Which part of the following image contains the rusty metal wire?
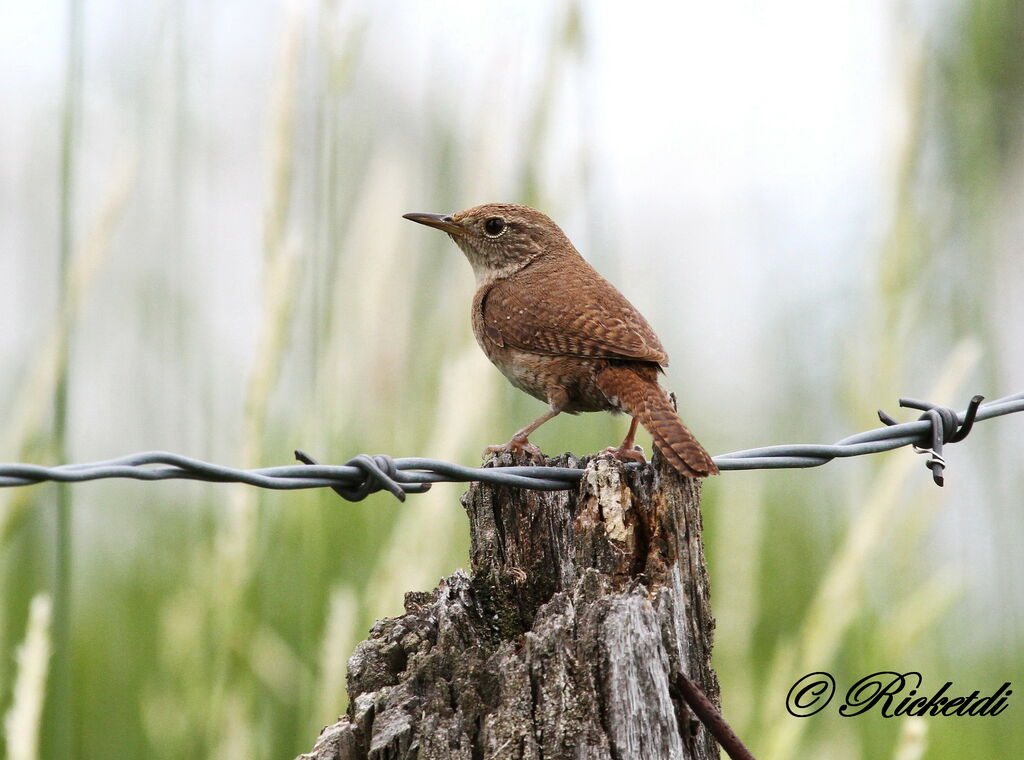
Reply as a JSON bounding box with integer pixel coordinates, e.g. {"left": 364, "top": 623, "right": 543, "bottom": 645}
{"left": 1, "top": 392, "right": 1020, "bottom": 501}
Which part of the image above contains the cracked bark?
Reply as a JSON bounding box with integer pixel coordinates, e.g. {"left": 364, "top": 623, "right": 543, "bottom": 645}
{"left": 297, "top": 452, "right": 720, "bottom": 760}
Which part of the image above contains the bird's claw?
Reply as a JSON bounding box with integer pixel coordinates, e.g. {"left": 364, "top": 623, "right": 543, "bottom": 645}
{"left": 600, "top": 444, "right": 647, "bottom": 464}
{"left": 483, "top": 438, "right": 544, "bottom": 462}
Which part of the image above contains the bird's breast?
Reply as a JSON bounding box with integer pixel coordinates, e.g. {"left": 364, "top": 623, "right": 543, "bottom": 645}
{"left": 475, "top": 335, "right": 618, "bottom": 414}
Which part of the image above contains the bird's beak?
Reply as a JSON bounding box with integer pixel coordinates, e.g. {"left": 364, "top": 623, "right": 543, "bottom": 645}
{"left": 402, "top": 212, "right": 464, "bottom": 237}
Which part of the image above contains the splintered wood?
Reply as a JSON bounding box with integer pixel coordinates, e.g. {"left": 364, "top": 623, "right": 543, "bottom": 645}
{"left": 299, "top": 453, "right": 720, "bottom": 760}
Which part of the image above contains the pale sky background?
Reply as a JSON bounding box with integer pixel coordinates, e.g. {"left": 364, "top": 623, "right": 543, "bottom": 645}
{"left": 4, "top": 6, "right": 1024, "bottom": 760}
{"left": 0, "top": 0, "right": 901, "bottom": 418}
{"left": 1, "top": 0, "right": 1021, "bottom": 635}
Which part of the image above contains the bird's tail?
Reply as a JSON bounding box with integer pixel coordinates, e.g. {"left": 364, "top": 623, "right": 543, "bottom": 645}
{"left": 596, "top": 364, "right": 718, "bottom": 478}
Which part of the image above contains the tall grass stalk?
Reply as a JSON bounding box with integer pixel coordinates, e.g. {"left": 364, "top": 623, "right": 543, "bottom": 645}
{"left": 760, "top": 340, "right": 980, "bottom": 757}
{"left": 313, "top": 585, "right": 357, "bottom": 728}
{"left": 203, "top": 11, "right": 305, "bottom": 755}
{"left": 317, "top": 152, "right": 413, "bottom": 438}
{"left": 892, "top": 717, "right": 928, "bottom": 760}
{"left": 50, "top": 0, "right": 84, "bottom": 750}
{"left": 0, "top": 162, "right": 135, "bottom": 544}
{"left": 710, "top": 476, "right": 766, "bottom": 731}
{"left": 365, "top": 348, "right": 498, "bottom": 622}
{"left": 517, "top": 0, "right": 583, "bottom": 206}
{"left": 3, "top": 595, "right": 52, "bottom": 760}
{"left": 0, "top": 161, "right": 133, "bottom": 760}
{"left": 226, "top": 8, "right": 304, "bottom": 556}
{"left": 878, "top": 571, "right": 963, "bottom": 658}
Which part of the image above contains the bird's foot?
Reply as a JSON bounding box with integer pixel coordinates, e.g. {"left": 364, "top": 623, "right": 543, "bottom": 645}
{"left": 600, "top": 443, "right": 647, "bottom": 464}
{"left": 483, "top": 437, "right": 544, "bottom": 462}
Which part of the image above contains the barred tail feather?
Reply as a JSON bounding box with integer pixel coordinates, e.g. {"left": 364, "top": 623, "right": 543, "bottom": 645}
{"left": 596, "top": 365, "right": 718, "bottom": 478}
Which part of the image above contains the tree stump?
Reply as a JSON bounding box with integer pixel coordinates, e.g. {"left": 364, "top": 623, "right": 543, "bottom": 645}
{"left": 298, "top": 452, "right": 721, "bottom": 760}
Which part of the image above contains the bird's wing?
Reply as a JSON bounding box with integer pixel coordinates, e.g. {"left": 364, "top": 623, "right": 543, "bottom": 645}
{"left": 479, "top": 257, "right": 669, "bottom": 366}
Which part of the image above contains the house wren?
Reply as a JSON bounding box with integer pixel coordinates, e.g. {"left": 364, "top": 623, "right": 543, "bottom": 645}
{"left": 403, "top": 203, "right": 717, "bottom": 478}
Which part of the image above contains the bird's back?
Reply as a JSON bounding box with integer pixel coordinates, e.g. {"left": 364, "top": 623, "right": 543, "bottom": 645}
{"left": 475, "top": 251, "right": 669, "bottom": 367}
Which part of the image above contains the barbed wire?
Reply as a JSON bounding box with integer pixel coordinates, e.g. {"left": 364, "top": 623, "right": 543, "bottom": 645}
{"left": 1, "top": 392, "right": 1020, "bottom": 502}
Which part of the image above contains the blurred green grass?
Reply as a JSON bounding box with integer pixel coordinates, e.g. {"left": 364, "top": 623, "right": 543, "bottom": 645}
{"left": 1, "top": 2, "right": 1022, "bottom": 759}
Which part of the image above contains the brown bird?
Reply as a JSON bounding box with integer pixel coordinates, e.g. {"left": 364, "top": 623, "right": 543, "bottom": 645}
{"left": 403, "top": 203, "right": 717, "bottom": 478}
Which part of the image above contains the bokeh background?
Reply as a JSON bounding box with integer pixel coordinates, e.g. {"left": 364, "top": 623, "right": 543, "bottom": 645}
{"left": 1, "top": 0, "right": 1022, "bottom": 758}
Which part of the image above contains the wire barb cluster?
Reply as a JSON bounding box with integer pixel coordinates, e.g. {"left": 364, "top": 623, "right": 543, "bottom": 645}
{"left": 1, "top": 393, "right": 1020, "bottom": 502}
{"left": 877, "top": 395, "right": 983, "bottom": 486}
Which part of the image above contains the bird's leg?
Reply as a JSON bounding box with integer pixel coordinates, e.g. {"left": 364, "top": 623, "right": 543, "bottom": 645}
{"left": 483, "top": 394, "right": 565, "bottom": 461}
{"left": 601, "top": 416, "right": 647, "bottom": 463}
{"left": 483, "top": 408, "right": 561, "bottom": 460}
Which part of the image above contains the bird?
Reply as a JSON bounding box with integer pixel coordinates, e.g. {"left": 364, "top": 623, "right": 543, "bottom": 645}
{"left": 403, "top": 203, "right": 717, "bottom": 479}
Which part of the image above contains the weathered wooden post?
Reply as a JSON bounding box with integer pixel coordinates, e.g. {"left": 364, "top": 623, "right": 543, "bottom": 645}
{"left": 298, "top": 452, "right": 722, "bottom": 760}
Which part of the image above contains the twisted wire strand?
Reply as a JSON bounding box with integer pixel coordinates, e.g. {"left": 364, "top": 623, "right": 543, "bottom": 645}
{"left": 1, "top": 392, "right": 1020, "bottom": 501}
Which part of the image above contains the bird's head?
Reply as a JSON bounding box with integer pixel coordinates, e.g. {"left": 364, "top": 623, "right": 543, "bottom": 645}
{"left": 403, "top": 203, "right": 574, "bottom": 286}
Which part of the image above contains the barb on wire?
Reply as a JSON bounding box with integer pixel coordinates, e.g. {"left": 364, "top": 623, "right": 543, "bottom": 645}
{"left": 0, "top": 392, "right": 1020, "bottom": 502}
{"left": 877, "top": 395, "right": 984, "bottom": 486}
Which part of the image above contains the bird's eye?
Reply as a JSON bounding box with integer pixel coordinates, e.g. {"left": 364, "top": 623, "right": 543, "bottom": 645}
{"left": 483, "top": 217, "right": 506, "bottom": 237}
